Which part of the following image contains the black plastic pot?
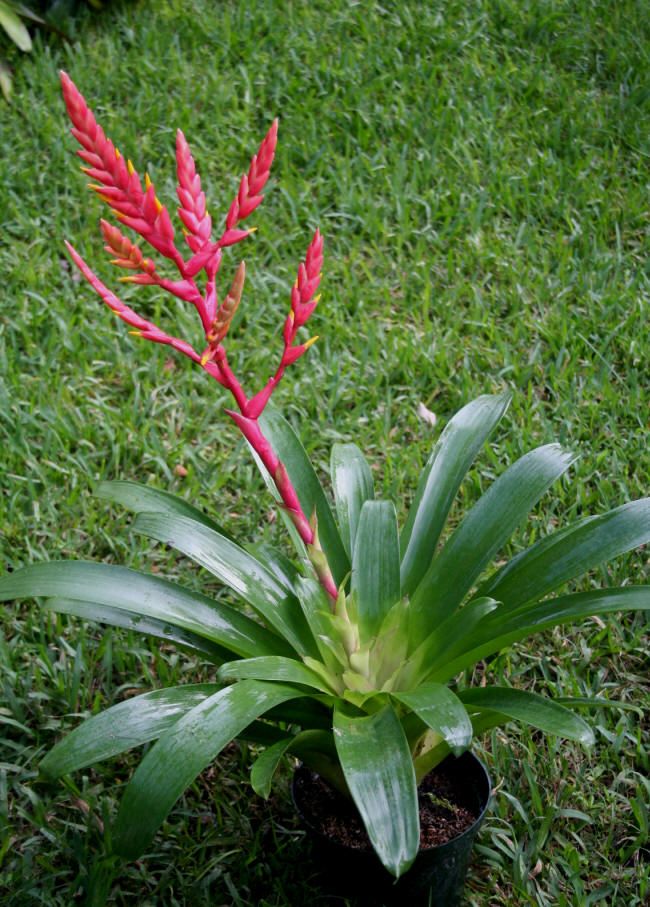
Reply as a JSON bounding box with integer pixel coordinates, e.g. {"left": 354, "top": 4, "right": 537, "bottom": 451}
{"left": 292, "top": 751, "right": 491, "bottom": 906}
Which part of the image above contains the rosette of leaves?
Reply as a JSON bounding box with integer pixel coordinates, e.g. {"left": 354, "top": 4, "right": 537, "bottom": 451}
{"left": 2, "top": 393, "right": 649, "bottom": 878}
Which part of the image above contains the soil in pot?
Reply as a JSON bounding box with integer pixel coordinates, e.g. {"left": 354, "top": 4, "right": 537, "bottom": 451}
{"left": 293, "top": 751, "right": 491, "bottom": 906}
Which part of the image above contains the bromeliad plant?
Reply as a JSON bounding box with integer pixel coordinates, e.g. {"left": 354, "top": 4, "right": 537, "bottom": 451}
{"left": 1, "top": 73, "right": 649, "bottom": 879}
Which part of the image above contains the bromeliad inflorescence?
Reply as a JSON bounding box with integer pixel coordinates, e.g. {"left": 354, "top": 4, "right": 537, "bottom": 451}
{"left": 59, "top": 71, "right": 337, "bottom": 601}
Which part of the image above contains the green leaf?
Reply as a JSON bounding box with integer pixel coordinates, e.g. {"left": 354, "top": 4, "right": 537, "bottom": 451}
{"left": 477, "top": 498, "right": 650, "bottom": 609}
{"left": 44, "top": 598, "right": 230, "bottom": 662}
{"left": 133, "top": 512, "right": 317, "bottom": 658}
{"left": 41, "top": 685, "right": 219, "bottom": 778}
{"left": 333, "top": 704, "right": 419, "bottom": 878}
{"left": 459, "top": 687, "right": 595, "bottom": 744}
{"left": 0, "top": 562, "right": 287, "bottom": 659}
{"left": 13, "top": 4, "right": 46, "bottom": 26}
{"left": 113, "top": 680, "right": 305, "bottom": 859}
{"left": 555, "top": 696, "right": 642, "bottom": 714}
{"left": 400, "top": 597, "right": 499, "bottom": 688}
{"left": 330, "top": 443, "right": 375, "bottom": 558}
{"left": 293, "top": 576, "right": 348, "bottom": 671}
{"left": 409, "top": 443, "right": 577, "bottom": 640}
{"left": 250, "top": 736, "right": 295, "bottom": 799}
{"left": 259, "top": 408, "right": 350, "bottom": 586}
{"left": 96, "top": 480, "right": 230, "bottom": 536}
{"left": 0, "top": 2, "right": 32, "bottom": 52}
{"left": 250, "top": 729, "right": 335, "bottom": 798}
{"left": 0, "top": 60, "right": 12, "bottom": 102}
{"left": 429, "top": 586, "right": 650, "bottom": 681}
{"left": 392, "top": 683, "right": 473, "bottom": 754}
{"left": 245, "top": 542, "right": 300, "bottom": 593}
{"left": 369, "top": 597, "right": 410, "bottom": 688}
{"left": 400, "top": 392, "right": 511, "bottom": 596}
{"left": 218, "top": 656, "right": 335, "bottom": 694}
{"left": 352, "top": 501, "right": 400, "bottom": 641}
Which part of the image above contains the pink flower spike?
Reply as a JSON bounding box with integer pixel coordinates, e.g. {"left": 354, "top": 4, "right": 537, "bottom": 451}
{"left": 101, "top": 220, "right": 156, "bottom": 275}
{"left": 176, "top": 129, "right": 213, "bottom": 254}
{"left": 292, "top": 230, "right": 324, "bottom": 312}
{"left": 60, "top": 71, "right": 186, "bottom": 273}
{"left": 62, "top": 84, "right": 337, "bottom": 601}
{"left": 65, "top": 241, "right": 151, "bottom": 332}
{"left": 304, "top": 229, "right": 324, "bottom": 282}
{"left": 65, "top": 241, "right": 202, "bottom": 366}
{"left": 248, "top": 118, "right": 278, "bottom": 195}
{"left": 223, "top": 119, "right": 278, "bottom": 233}
{"left": 207, "top": 261, "right": 246, "bottom": 344}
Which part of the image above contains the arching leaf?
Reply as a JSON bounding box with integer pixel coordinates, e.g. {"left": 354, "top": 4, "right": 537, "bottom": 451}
{"left": 97, "top": 479, "right": 230, "bottom": 536}
{"left": 409, "top": 444, "right": 577, "bottom": 640}
{"left": 133, "top": 512, "right": 317, "bottom": 657}
{"left": 0, "top": 562, "right": 287, "bottom": 658}
{"left": 478, "top": 498, "right": 650, "bottom": 609}
{"left": 459, "top": 687, "right": 594, "bottom": 744}
{"left": 113, "top": 681, "right": 307, "bottom": 859}
{"left": 41, "top": 684, "right": 220, "bottom": 778}
{"left": 330, "top": 443, "right": 374, "bottom": 558}
{"left": 400, "top": 392, "right": 511, "bottom": 596}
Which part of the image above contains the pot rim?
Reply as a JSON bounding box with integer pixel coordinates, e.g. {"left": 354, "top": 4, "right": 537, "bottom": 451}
{"left": 292, "top": 748, "right": 492, "bottom": 856}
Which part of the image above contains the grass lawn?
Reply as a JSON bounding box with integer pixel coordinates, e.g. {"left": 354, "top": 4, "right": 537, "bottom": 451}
{"left": 1, "top": 0, "right": 649, "bottom": 903}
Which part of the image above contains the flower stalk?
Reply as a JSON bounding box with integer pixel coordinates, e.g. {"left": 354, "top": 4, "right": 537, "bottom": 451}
{"left": 60, "top": 72, "right": 337, "bottom": 602}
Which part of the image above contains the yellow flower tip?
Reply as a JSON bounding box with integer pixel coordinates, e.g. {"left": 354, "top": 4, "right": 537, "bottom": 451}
{"left": 127, "top": 159, "right": 136, "bottom": 176}
{"left": 287, "top": 310, "right": 295, "bottom": 324}
{"left": 200, "top": 352, "right": 211, "bottom": 366}
{"left": 154, "top": 196, "right": 163, "bottom": 213}
{"left": 304, "top": 335, "right": 319, "bottom": 350}
{"left": 87, "top": 183, "right": 103, "bottom": 191}
{"left": 128, "top": 330, "right": 143, "bottom": 337}
{"left": 313, "top": 294, "right": 322, "bottom": 304}
{"left": 115, "top": 147, "right": 121, "bottom": 160}
{"left": 144, "top": 173, "right": 153, "bottom": 191}
{"left": 80, "top": 166, "right": 91, "bottom": 175}
{"left": 119, "top": 276, "right": 138, "bottom": 283}
{"left": 247, "top": 226, "right": 258, "bottom": 234}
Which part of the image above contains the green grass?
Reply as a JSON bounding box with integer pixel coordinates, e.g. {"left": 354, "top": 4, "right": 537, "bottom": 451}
{"left": 1, "top": 0, "right": 649, "bottom": 903}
